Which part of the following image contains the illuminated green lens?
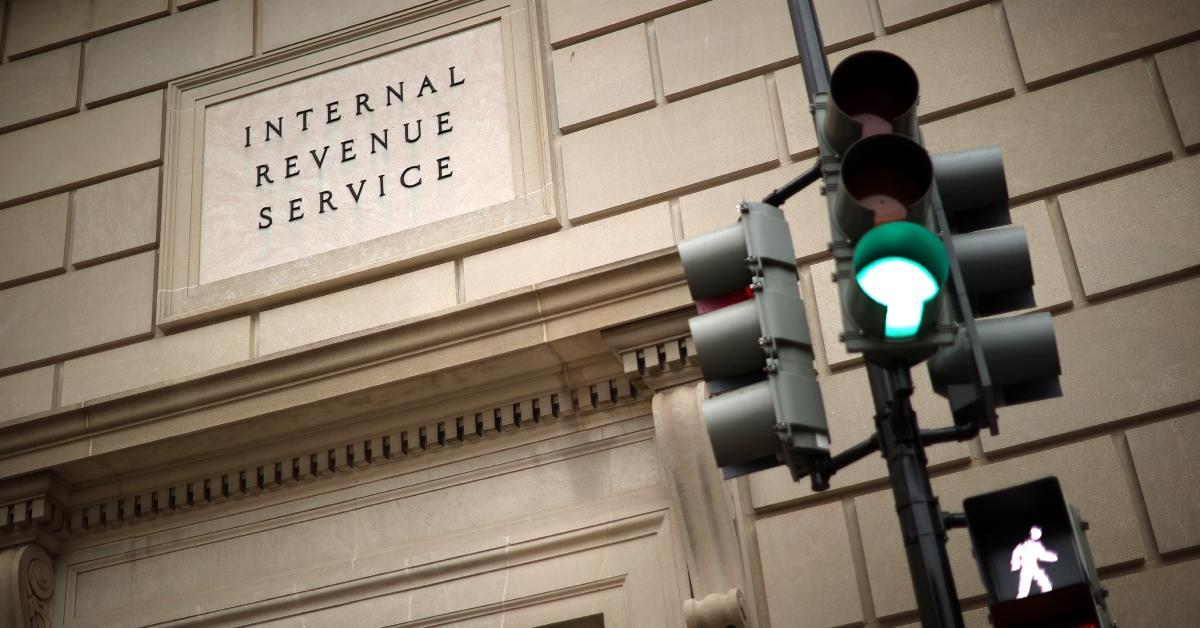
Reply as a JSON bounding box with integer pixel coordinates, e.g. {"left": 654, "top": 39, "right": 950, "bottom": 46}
{"left": 857, "top": 256, "right": 939, "bottom": 338}
{"left": 852, "top": 221, "right": 949, "bottom": 340}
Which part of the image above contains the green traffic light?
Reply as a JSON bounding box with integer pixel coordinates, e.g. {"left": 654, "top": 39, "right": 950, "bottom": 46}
{"left": 853, "top": 221, "right": 949, "bottom": 339}
{"left": 858, "top": 256, "right": 938, "bottom": 337}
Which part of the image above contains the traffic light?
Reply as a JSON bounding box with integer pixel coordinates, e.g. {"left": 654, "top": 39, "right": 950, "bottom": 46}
{"left": 926, "top": 145, "right": 1062, "bottom": 433}
{"left": 964, "top": 477, "right": 1113, "bottom": 628}
{"left": 817, "top": 50, "right": 1061, "bottom": 426}
{"left": 817, "top": 50, "right": 956, "bottom": 365}
{"left": 678, "top": 201, "right": 829, "bottom": 480}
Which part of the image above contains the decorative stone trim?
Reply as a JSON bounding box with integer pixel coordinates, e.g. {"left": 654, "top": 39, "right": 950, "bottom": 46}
{"left": 0, "top": 474, "right": 69, "bottom": 554}
{"left": 140, "top": 510, "right": 663, "bottom": 625}
{"left": 620, "top": 334, "right": 701, "bottom": 391}
{"left": 621, "top": 334, "right": 695, "bottom": 377}
{"left": 0, "top": 497, "right": 66, "bottom": 539}
{"left": 59, "top": 375, "right": 642, "bottom": 536}
{"left": 683, "top": 588, "right": 748, "bottom": 628}
{"left": 603, "top": 307, "right": 702, "bottom": 391}
{"left": 0, "top": 251, "right": 686, "bottom": 485}
{"left": 0, "top": 543, "right": 55, "bottom": 628}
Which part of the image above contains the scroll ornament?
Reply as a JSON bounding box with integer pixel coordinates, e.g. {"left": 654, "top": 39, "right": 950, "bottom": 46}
{"left": 0, "top": 544, "right": 54, "bottom": 628}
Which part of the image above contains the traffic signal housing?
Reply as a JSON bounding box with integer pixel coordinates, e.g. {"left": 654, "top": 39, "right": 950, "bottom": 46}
{"left": 926, "top": 147, "right": 1063, "bottom": 433}
{"left": 818, "top": 51, "right": 956, "bottom": 365}
{"left": 678, "top": 202, "right": 829, "bottom": 480}
{"left": 964, "top": 477, "right": 1113, "bottom": 628}
{"left": 817, "top": 50, "right": 1062, "bottom": 430}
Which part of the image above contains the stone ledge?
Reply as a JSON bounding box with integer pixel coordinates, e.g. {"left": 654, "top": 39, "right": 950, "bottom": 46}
{"left": 0, "top": 251, "right": 687, "bottom": 484}
{"left": 55, "top": 373, "right": 642, "bottom": 539}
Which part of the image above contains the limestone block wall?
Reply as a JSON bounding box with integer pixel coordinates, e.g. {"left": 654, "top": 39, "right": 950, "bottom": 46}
{"left": 51, "top": 406, "right": 685, "bottom": 626}
{"left": 0, "top": 0, "right": 682, "bottom": 423}
{"left": 542, "top": 0, "right": 1200, "bottom": 627}
{"left": 0, "top": 0, "right": 1198, "bottom": 626}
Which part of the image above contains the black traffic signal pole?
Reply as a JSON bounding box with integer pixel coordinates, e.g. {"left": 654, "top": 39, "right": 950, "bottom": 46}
{"left": 866, "top": 365, "right": 965, "bottom": 628}
{"left": 781, "top": 1, "right": 966, "bottom": 626}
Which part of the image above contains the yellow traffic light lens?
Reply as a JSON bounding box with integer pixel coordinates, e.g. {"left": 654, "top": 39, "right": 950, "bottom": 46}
{"left": 857, "top": 256, "right": 939, "bottom": 338}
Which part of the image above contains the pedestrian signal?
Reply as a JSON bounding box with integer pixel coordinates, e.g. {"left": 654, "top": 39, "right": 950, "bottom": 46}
{"left": 963, "top": 477, "right": 1113, "bottom": 628}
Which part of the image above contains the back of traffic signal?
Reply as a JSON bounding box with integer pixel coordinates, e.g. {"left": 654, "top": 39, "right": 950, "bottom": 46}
{"left": 678, "top": 201, "right": 829, "bottom": 480}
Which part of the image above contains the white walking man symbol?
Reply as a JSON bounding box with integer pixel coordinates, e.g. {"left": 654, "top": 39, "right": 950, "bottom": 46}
{"left": 1010, "top": 525, "right": 1058, "bottom": 598}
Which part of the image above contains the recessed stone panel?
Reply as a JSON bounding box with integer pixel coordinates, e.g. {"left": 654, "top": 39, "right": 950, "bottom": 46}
{"left": 655, "top": 0, "right": 796, "bottom": 99}
{"left": 0, "top": 44, "right": 80, "bottom": 130}
{"left": 1126, "top": 412, "right": 1200, "bottom": 555}
{"left": 6, "top": 0, "right": 168, "bottom": 58}
{"left": 551, "top": 24, "right": 653, "bottom": 130}
{"left": 813, "top": 0, "right": 874, "bottom": 48}
{"left": 774, "top": 64, "right": 820, "bottom": 158}
{"left": 756, "top": 502, "right": 862, "bottom": 627}
{"left": 878, "top": 0, "right": 977, "bottom": 31}
{"left": 0, "top": 91, "right": 162, "bottom": 206}
{"left": 83, "top": 0, "right": 253, "bottom": 104}
{"left": 72, "top": 168, "right": 160, "bottom": 266}
{"left": 545, "top": 0, "right": 691, "bottom": 47}
{"left": 1158, "top": 41, "right": 1200, "bottom": 149}
{"left": 0, "top": 195, "right": 68, "bottom": 285}
{"left": 559, "top": 77, "right": 777, "bottom": 220}
{"left": 1004, "top": 0, "right": 1200, "bottom": 85}
{"left": 829, "top": 6, "right": 1013, "bottom": 118}
{"left": 1009, "top": 200, "right": 1071, "bottom": 312}
{"left": 923, "top": 62, "right": 1170, "bottom": 200}
{"left": 0, "top": 252, "right": 155, "bottom": 371}
{"left": 0, "top": 367, "right": 55, "bottom": 422}
{"left": 1059, "top": 154, "right": 1200, "bottom": 298}
{"left": 1105, "top": 560, "right": 1200, "bottom": 626}
{"left": 159, "top": 1, "right": 554, "bottom": 326}
{"left": 263, "top": 0, "right": 440, "bottom": 51}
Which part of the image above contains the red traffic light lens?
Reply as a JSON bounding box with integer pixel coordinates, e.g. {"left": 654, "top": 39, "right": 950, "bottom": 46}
{"left": 695, "top": 286, "right": 753, "bottom": 314}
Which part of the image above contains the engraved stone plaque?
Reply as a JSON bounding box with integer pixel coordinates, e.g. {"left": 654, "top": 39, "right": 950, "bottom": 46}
{"left": 200, "top": 22, "right": 512, "bottom": 284}
{"left": 160, "top": 1, "right": 552, "bottom": 326}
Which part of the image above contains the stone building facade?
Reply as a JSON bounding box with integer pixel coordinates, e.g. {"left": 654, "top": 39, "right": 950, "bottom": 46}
{"left": 0, "top": 0, "right": 1198, "bottom": 626}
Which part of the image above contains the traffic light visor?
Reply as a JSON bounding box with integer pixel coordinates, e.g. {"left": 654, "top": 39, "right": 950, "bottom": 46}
{"left": 836, "top": 134, "right": 934, "bottom": 241}
{"left": 825, "top": 51, "right": 920, "bottom": 151}
{"left": 678, "top": 223, "right": 750, "bottom": 301}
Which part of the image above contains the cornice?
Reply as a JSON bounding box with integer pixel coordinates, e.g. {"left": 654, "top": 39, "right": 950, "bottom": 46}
{"left": 604, "top": 309, "right": 703, "bottom": 391}
{"left": 0, "top": 252, "right": 708, "bottom": 544}
{"left": 54, "top": 372, "right": 645, "bottom": 540}
{"left": 0, "top": 251, "right": 687, "bottom": 483}
{"left": 0, "top": 473, "right": 69, "bottom": 553}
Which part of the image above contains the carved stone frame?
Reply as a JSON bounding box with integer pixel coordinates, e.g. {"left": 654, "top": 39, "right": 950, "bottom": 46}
{"left": 158, "top": 0, "right": 555, "bottom": 328}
